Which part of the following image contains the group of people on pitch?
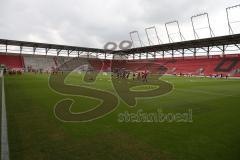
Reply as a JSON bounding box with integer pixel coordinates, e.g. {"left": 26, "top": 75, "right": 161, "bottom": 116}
{"left": 113, "top": 68, "right": 149, "bottom": 82}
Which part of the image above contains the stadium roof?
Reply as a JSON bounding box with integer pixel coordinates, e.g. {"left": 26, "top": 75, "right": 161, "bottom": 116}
{"left": 1, "top": 33, "right": 240, "bottom": 56}
{"left": 0, "top": 39, "right": 108, "bottom": 53}
{"left": 115, "top": 33, "right": 240, "bottom": 54}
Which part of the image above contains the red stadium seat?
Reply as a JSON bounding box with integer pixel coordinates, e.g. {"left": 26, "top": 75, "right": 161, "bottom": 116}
{"left": 0, "top": 54, "right": 24, "bottom": 69}
{"left": 88, "top": 54, "right": 240, "bottom": 77}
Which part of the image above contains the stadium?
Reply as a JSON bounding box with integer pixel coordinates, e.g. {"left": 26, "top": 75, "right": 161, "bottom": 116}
{"left": 0, "top": 1, "right": 240, "bottom": 160}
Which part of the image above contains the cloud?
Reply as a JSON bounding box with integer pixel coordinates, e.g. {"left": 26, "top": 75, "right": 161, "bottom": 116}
{"left": 0, "top": 0, "right": 240, "bottom": 49}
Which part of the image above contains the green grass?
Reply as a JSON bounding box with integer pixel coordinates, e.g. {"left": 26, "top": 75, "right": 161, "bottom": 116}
{"left": 3, "top": 73, "right": 240, "bottom": 160}
{"left": 130, "top": 85, "right": 159, "bottom": 92}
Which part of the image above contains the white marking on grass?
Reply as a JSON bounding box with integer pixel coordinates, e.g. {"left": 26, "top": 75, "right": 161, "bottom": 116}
{"left": 1, "top": 76, "right": 10, "bottom": 160}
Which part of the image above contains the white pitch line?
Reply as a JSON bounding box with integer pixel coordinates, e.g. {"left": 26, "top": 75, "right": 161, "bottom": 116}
{"left": 1, "top": 76, "right": 10, "bottom": 160}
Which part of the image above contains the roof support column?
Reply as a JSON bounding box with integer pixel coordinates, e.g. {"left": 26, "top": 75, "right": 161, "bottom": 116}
{"left": 153, "top": 52, "right": 156, "bottom": 59}
{"left": 222, "top": 45, "right": 225, "bottom": 56}
{"left": 57, "top": 49, "right": 62, "bottom": 56}
{"left": 207, "top": 46, "right": 210, "bottom": 58}
{"left": 45, "top": 48, "right": 50, "bottom": 56}
{"left": 33, "top": 47, "right": 37, "bottom": 55}
{"left": 20, "top": 45, "right": 23, "bottom": 55}
{"left": 194, "top": 48, "right": 197, "bottom": 59}
{"left": 182, "top": 49, "right": 185, "bottom": 59}
{"left": 5, "top": 42, "right": 8, "bottom": 54}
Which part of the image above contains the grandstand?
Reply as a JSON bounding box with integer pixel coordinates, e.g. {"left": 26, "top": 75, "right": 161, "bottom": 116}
{"left": 0, "top": 51, "right": 240, "bottom": 77}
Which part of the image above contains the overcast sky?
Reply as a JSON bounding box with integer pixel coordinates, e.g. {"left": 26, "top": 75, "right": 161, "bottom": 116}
{"left": 0, "top": 0, "right": 240, "bottom": 49}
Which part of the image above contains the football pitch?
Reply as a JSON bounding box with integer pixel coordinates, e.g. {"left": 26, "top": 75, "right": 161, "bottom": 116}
{"left": 2, "top": 73, "right": 240, "bottom": 160}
